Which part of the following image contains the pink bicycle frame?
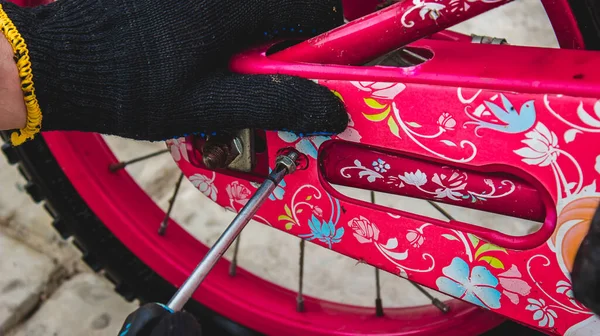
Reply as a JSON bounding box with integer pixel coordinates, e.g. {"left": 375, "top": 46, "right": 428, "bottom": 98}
{"left": 172, "top": 1, "right": 600, "bottom": 335}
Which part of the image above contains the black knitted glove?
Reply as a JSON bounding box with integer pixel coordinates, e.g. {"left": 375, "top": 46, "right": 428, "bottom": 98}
{"left": 1, "top": 0, "right": 348, "bottom": 141}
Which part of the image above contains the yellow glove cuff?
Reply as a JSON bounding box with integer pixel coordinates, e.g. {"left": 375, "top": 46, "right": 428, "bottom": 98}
{"left": 0, "top": 4, "right": 42, "bottom": 146}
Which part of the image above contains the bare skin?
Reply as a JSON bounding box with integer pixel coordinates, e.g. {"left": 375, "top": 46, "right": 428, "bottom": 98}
{"left": 0, "top": 34, "right": 27, "bottom": 130}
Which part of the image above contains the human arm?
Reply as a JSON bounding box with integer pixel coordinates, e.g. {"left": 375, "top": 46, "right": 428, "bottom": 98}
{"left": 0, "top": 32, "right": 26, "bottom": 130}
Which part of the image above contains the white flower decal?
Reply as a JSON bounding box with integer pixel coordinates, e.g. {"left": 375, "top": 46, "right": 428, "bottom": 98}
{"left": 405, "top": 230, "right": 424, "bottom": 248}
{"left": 347, "top": 216, "right": 409, "bottom": 262}
{"left": 405, "top": 223, "right": 430, "bottom": 248}
{"left": 348, "top": 216, "right": 380, "bottom": 244}
{"left": 190, "top": 173, "right": 217, "bottom": 202}
{"left": 595, "top": 155, "right": 600, "bottom": 175}
{"left": 417, "top": 0, "right": 445, "bottom": 20}
{"left": 166, "top": 137, "right": 189, "bottom": 162}
{"left": 398, "top": 169, "right": 427, "bottom": 187}
{"left": 526, "top": 298, "right": 558, "bottom": 328}
{"left": 497, "top": 265, "right": 531, "bottom": 304}
{"left": 514, "top": 122, "right": 559, "bottom": 167}
{"left": 401, "top": 0, "right": 446, "bottom": 28}
{"left": 350, "top": 81, "right": 406, "bottom": 100}
{"left": 226, "top": 181, "right": 251, "bottom": 206}
{"left": 431, "top": 172, "right": 467, "bottom": 201}
{"left": 339, "top": 159, "right": 384, "bottom": 183}
{"left": 312, "top": 206, "right": 323, "bottom": 218}
{"left": 577, "top": 99, "right": 600, "bottom": 128}
{"left": 438, "top": 112, "right": 456, "bottom": 131}
{"left": 556, "top": 280, "right": 576, "bottom": 303}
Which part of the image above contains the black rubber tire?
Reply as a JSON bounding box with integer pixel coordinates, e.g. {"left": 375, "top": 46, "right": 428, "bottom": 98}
{"left": 0, "top": 134, "right": 261, "bottom": 335}
{"left": 1, "top": 1, "right": 599, "bottom": 335}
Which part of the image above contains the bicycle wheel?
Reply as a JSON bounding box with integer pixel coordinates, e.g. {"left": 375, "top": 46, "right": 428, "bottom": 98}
{"left": 2, "top": 1, "right": 599, "bottom": 335}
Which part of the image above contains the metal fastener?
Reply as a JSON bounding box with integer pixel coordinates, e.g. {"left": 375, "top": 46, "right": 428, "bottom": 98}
{"left": 276, "top": 151, "right": 299, "bottom": 174}
{"left": 202, "top": 135, "right": 242, "bottom": 169}
{"left": 471, "top": 34, "right": 508, "bottom": 45}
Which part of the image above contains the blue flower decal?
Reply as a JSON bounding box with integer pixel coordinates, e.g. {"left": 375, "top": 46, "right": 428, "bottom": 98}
{"left": 278, "top": 132, "right": 330, "bottom": 159}
{"left": 372, "top": 158, "right": 390, "bottom": 173}
{"left": 436, "top": 257, "right": 501, "bottom": 309}
{"left": 267, "top": 168, "right": 286, "bottom": 201}
{"left": 299, "top": 215, "right": 344, "bottom": 249}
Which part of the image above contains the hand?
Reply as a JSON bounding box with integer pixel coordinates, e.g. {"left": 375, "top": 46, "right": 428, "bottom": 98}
{"left": 118, "top": 303, "right": 202, "bottom": 336}
{"left": 1, "top": 0, "right": 348, "bottom": 143}
{"left": 571, "top": 203, "right": 600, "bottom": 315}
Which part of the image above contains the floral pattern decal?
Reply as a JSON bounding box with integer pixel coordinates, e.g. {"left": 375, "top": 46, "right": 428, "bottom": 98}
{"left": 347, "top": 216, "right": 434, "bottom": 273}
{"left": 300, "top": 214, "right": 344, "bottom": 248}
{"left": 498, "top": 265, "right": 531, "bottom": 304}
{"left": 166, "top": 137, "right": 188, "bottom": 162}
{"left": 169, "top": 76, "right": 600, "bottom": 335}
{"left": 348, "top": 216, "right": 380, "bottom": 244}
{"left": 226, "top": 181, "right": 251, "bottom": 207}
{"left": 526, "top": 298, "right": 558, "bottom": 328}
{"left": 189, "top": 173, "right": 217, "bottom": 202}
{"left": 436, "top": 257, "right": 501, "bottom": 309}
{"left": 399, "top": 0, "right": 508, "bottom": 29}
{"left": 339, "top": 158, "right": 517, "bottom": 207}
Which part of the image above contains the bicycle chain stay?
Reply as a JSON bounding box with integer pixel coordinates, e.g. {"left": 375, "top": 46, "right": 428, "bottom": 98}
{"left": 168, "top": 1, "right": 600, "bottom": 334}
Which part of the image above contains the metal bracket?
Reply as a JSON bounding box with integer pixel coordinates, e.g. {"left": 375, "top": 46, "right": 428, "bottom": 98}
{"left": 227, "top": 129, "right": 254, "bottom": 172}
{"left": 471, "top": 34, "right": 508, "bottom": 45}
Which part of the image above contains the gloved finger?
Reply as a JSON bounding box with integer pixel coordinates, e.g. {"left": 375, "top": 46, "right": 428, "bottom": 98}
{"left": 148, "top": 73, "right": 348, "bottom": 141}
{"left": 119, "top": 303, "right": 173, "bottom": 336}
{"left": 571, "top": 203, "right": 600, "bottom": 315}
{"left": 149, "top": 311, "right": 202, "bottom": 336}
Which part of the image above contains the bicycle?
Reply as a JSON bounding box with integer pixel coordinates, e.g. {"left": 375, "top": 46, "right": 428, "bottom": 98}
{"left": 2, "top": 0, "right": 599, "bottom": 335}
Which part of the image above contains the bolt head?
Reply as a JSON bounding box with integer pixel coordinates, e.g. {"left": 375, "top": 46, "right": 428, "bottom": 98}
{"left": 201, "top": 135, "right": 243, "bottom": 169}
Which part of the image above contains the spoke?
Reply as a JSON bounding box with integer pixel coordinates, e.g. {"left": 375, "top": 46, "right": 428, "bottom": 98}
{"left": 109, "top": 148, "right": 169, "bottom": 172}
{"left": 370, "top": 192, "right": 385, "bottom": 317}
{"left": 411, "top": 200, "right": 456, "bottom": 313}
{"left": 375, "top": 269, "right": 384, "bottom": 317}
{"left": 399, "top": 48, "right": 429, "bottom": 63}
{"left": 297, "top": 239, "right": 305, "bottom": 312}
{"left": 229, "top": 234, "right": 242, "bottom": 276}
{"left": 370, "top": 193, "right": 450, "bottom": 313}
{"left": 158, "top": 172, "right": 184, "bottom": 236}
{"left": 409, "top": 281, "right": 450, "bottom": 313}
{"left": 428, "top": 200, "right": 456, "bottom": 221}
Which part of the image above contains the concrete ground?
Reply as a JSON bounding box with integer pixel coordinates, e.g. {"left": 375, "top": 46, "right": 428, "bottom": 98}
{"left": 0, "top": 1, "right": 558, "bottom": 335}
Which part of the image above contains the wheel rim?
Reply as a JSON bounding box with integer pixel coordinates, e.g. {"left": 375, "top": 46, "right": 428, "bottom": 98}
{"left": 39, "top": 1, "right": 584, "bottom": 335}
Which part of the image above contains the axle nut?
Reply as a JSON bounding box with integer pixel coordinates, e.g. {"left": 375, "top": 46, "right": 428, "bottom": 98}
{"left": 202, "top": 135, "right": 242, "bottom": 169}
{"left": 276, "top": 151, "right": 299, "bottom": 174}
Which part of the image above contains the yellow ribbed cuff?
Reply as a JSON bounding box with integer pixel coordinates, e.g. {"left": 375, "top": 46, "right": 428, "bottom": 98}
{"left": 0, "top": 4, "right": 42, "bottom": 146}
